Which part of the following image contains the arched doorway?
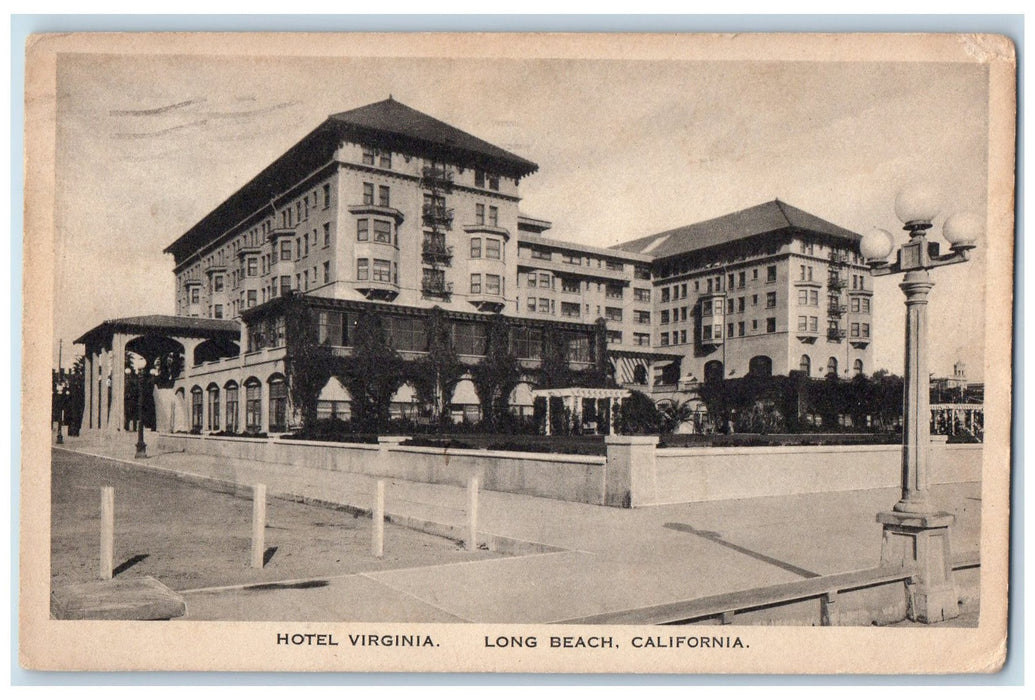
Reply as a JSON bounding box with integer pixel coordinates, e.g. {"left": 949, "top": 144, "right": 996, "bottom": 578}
{"left": 704, "top": 360, "right": 724, "bottom": 384}
{"left": 268, "top": 374, "right": 288, "bottom": 432}
{"left": 244, "top": 377, "right": 262, "bottom": 433}
{"left": 224, "top": 380, "right": 240, "bottom": 433}
{"left": 207, "top": 383, "right": 221, "bottom": 431}
{"left": 799, "top": 355, "right": 811, "bottom": 376}
{"left": 748, "top": 355, "right": 773, "bottom": 377}
{"left": 826, "top": 356, "right": 839, "bottom": 378}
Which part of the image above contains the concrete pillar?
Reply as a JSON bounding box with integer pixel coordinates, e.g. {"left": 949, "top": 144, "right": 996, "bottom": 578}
{"left": 544, "top": 396, "right": 551, "bottom": 436}
{"left": 604, "top": 434, "right": 658, "bottom": 508}
{"left": 84, "top": 351, "right": 95, "bottom": 429}
{"left": 377, "top": 435, "right": 406, "bottom": 477}
{"left": 110, "top": 333, "right": 127, "bottom": 431}
{"left": 896, "top": 270, "right": 934, "bottom": 512}
{"left": 877, "top": 511, "right": 959, "bottom": 623}
{"left": 99, "top": 347, "right": 110, "bottom": 431}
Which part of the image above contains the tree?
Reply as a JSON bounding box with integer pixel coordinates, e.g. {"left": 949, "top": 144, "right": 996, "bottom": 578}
{"left": 471, "top": 315, "right": 521, "bottom": 431}
{"left": 619, "top": 390, "right": 662, "bottom": 435}
{"left": 658, "top": 398, "right": 696, "bottom": 434}
{"left": 340, "top": 310, "right": 406, "bottom": 433}
{"left": 283, "top": 295, "right": 339, "bottom": 432}
{"left": 539, "top": 325, "right": 571, "bottom": 389}
{"left": 410, "top": 306, "right": 466, "bottom": 424}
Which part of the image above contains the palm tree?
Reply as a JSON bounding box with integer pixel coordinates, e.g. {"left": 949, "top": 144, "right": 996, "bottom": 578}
{"left": 659, "top": 398, "right": 696, "bottom": 434}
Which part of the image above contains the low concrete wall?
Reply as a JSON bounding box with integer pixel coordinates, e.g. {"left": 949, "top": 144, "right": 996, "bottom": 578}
{"left": 155, "top": 433, "right": 982, "bottom": 508}
{"left": 156, "top": 433, "right": 608, "bottom": 505}
{"left": 651, "top": 443, "right": 982, "bottom": 505}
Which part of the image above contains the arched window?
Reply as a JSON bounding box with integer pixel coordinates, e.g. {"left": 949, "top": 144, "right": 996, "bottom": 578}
{"left": 827, "top": 357, "right": 839, "bottom": 378}
{"left": 190, "top": 386, "right": 203, "bottom": 431}
{"left": 207, "top": 383, "right": 220, "bottom": 431}
{"left": 224, "top": 381, "right": 239, "bottom": 433}
{"left": 268, "top": 374, "right": 288, "bottom": 433}
{"left": 853, "top": 359, "right": 864, "bottom": 377}
{"left": 799, "top": 355, "right": 811, "bottom": 376}
{"left": 633, "top": 365, "right": 648, "bottom": 385}
{"left": 748, "top": 355, "right": 773, "bottom": 377}
{"left": 704, "top": 360, "right": 724, "bottom": 384}
{"left": 244, "top": 378, "right": 262, "bottom": 433}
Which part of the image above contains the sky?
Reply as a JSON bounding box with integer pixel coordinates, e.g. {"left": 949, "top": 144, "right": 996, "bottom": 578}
{"left": 52, "top": 50, "right": 991, "bottom": 380}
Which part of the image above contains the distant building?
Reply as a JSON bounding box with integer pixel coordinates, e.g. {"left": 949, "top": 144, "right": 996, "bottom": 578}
{"left": 76, "top": 98, "right": 873, "bottom": 434}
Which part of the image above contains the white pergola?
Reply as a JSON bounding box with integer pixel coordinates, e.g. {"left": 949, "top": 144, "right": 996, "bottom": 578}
{"left": 531, "top": 387, "right": 631, "bottom": 435}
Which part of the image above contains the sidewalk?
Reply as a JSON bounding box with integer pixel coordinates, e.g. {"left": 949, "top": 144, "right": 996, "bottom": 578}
{"left": 55, "top": 433, "right": 981, "bottom": 623}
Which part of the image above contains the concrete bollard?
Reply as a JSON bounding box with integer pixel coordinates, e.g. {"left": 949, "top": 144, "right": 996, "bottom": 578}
{"left": 372, "top": 479, "right": 385, "bottom": 558}
{"left": 99, "top": 486, "right": 114, "bottom": 580}
{"left": 467, "top": 474, "right": 480, "bottom": 552}
{"left": 251, "top": 483, "right": 266, "bottom": 569}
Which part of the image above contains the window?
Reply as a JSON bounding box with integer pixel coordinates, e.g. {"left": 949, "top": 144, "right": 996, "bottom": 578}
{"left": 851, "top": 322, "right": 860, "bottom": 338}
{"left": 738, "top": 321, "right": 745, "bottom": 336}
{"left": 454, "top": 322, "right": 487, "bottom": 355}
{"left": 246, "top": 290, "right": 257, "bottom": 308}
{"left": 727, "top": 298, "right": 735, "bottom": 314}
{"left": 304, "top": 235, "right": 310, "bottom": 257}
{"left": 539, "top": 273, "right": 551, "bottom": 289}
{"left": 470, "top": 274, "right": 482, "bottom": 294}
{"left": 485, "top": 274, "right": 501, "bottom": 295}
{"left": 798, "top": 315, "right": 809, "bottom": 332}
{"left": 475, "top": 169, "right": 485, "bottom": 188}
{"left": 810, "top": 316, "right": 819, "bottom": 332}
{"left": 378, "top": 185, "right": 390, "bottom": 207}
{"left": 225, "top": 383, "right": 239, "bottom": 433}
{"left": 862, "top": 298, "right": 871, "bottom": 313}
{"left": 357, "top": 219, "right": 369, "bottom": 241}
{"left": 190, "top": 287, "right": 199, "bottom": 304}
{"left": 738, "top": 271, "right": 746, "bottom": 288}
{"left": 606, "top": 260, "right": 624, "bottom": 271}
{"left": 372, "top": 259, "right": 391, "bottom": 282}
{"left": 191, "top": 387, "right": 203, "bottom": 431}
{"left": 280, "top": 275, "right": 291, "bottom": 294}
{"left": 207, "top": 386, "right": 220, "bottom": 431}
{"left": 303, "top": 270, "right": 309, "bottom": 291}
{"left": 605, "top": 307, "right": 623, "bottom": 322}
{"left": 279, "top": 240, "right": 290, "bottom": 260}
{"left": 214, "top": 304, "right": 223, "bottom": 319}
{"left": 245, "top": 380, "right": 262, "bottom": 432}
{"left": 384, "top": 316, "right": 429, "bottom": 352}
{"left": 660, "top": 332, "right": 669, "bottom": 346}
{"left": 766, "top": 317, "right": 776, "bottom": 333}
{"left": 607, "top": 283, "right": 624, "bottom": 299}
{"left": 728, "top": 273, "right": 735, "bottom": 289}
{"left": 853, "top": 359, "right": 864, "bottom": 376}
{"left": 800, "top": 355, "right": 812, "bottom": 375}
{"left": 561, "top": 302, "right": 580, "bottom": 318}
{"left": 323, "top": 222, "right": 331, "bottom": 247}
{"left": 527, "top": 297, "right": 536, "bottom": 312}
{"left": 213, "top": 275, "right": 224, "bottom": 292}
{"left": 766, "top": 291, "right": 777, "bottom": 308}
{"left": 798, "top": 289, "right": 809, "bottom": 305}
{"left": 488, "top": 206, "right": 499, "bottom": 227}
{"left": 373, "top": 220, "right": 392, "bottom": 244}
{"left": 660, "top": 310, "right": 670, "bottom": 324}
{"left": 323, "top": 183, "right": 331, "bottom": 209}
{"left": 485, "top": 238, "right": 501, "bottom": 260}
{"left": 356, "top": 258, "right": 369, "bottom": 280}
{"left": 749, "top": 356, "right": 773, "bottom": 377}
{"left": 634, "top": 266, "right": 650, "bottom": 280}
{"left": 766, "top": 265, "right": 777, "bottom": 282}
{"left": 753, "top": 269, "right": 759, "bottom": 280}
{"left": 323, "top": 261, "right": 330, "bottom": 284}
{"left": 530, "top": 248, "right": 551, "bottom": 261}
{"left": 727, "top": 322, "right": 734, "bottom": 338}
{"left": 826, "top": 357, "right": 838, "bottom": 377}
{"left": 509, "top": 326, "right": 542, "bottom": 360}
{"left": 661, "top": 287, "right": 670, "bottom": 302}
{"left": 862, "top": 323, "right": 870, "bottom": 338}
{"left": 475, "top": 203, "right": 485, "bottom": 225}
{"left": 379, "top": 151, "right": 391, "bottom": 169}
{"left": 266, "top": 377, "right": 287, "bottom": 433}
{"left": 851, "top": 297, "right": 861, "bottom": 313}
{"left": 562, "top": 278, "right": 580, "bottom": 294}
{"left": 470, "top": 238, "right": 482, "bottom": 258}
{"left": 633, "top": 333, "right": 650, "bottom": 346}
{"left": 634, "top": 310, "right": 651, "bottom": 324}
{"left": 634, "top": 287, "right": 650, "bottom": 302}
{"left": 607, "top": 331, "right": 622, "bottom": 345}
{"left": 488, "top": 174, "right": 500, "bottom": 191}
{"left": 810, "top": 290, "right": 819, "bottom": 306}
{"left": 362, "top": 147, "right": 376, "bottom": 165}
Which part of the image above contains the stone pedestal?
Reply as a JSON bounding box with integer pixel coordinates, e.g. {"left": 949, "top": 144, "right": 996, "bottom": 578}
{"left": 877, "top": 510, "right": 960, "bottom": 623}
{"left": 604, "top": 435, "right": 658, "bottom": 508}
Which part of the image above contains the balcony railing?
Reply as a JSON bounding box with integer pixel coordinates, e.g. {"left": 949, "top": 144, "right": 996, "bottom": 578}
{"left": 422, "top": 205, "right": 454, "bottom": 230}
{"left": 420, "top": 166, "right": 454, "bottom": 193}
{"left": 421, "top": 279, "right": 453, "bottom": 299}
{"left": 828, "top": 303, "right": 847, "bottom": 316}
{"left": 827, "top": 327, "right": 847, "bottom": 341}
{"left": 828, "top": 275, "right": 847, "bottom": 290}
{"left": 421, "top": 240, "right": 454, "bottom": 264}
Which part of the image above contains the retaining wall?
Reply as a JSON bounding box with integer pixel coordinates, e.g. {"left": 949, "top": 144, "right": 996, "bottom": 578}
{"left": 155, "top": 433, "right": 982, "bottom": 508}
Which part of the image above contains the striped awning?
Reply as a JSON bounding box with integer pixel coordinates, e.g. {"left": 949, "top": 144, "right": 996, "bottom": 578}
{"left": 531, "top": 387, "right": 630, "bottom": 400}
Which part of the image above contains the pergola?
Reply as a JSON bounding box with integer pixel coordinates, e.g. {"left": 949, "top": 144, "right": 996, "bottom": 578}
{"left": 531, "top": 387, "right": 631, "bottom": 436}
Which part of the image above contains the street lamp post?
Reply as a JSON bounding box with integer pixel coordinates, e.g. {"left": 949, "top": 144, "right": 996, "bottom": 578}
{"left": 55, "top": 381, "right": 67, "bottom": 445}
{"left": 127, "top": 361, "right": 157, "bottom": 458}
{"left": 860, "top": 186, "right": 979, "bottom": 623}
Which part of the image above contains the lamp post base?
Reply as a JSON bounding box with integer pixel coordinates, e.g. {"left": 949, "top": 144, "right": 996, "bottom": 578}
{"left": 135, "top": 439, "right": 147, "bottom": 459}
{"left": 877, "top": 510, "right": 960, "bottom": 623}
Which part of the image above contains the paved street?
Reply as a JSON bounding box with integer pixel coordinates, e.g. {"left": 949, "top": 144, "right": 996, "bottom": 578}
{"left": 53, "top": 434, "right": 981, "bottom": 623}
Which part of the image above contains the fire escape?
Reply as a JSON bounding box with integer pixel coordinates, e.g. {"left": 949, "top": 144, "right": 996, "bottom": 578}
{"left": 420, "top": 162, "right": 454, "bottom": 300}
{"left": 826, "top": 250, "right": 848, "bottom": 342}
